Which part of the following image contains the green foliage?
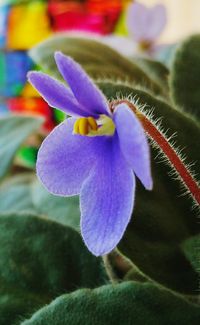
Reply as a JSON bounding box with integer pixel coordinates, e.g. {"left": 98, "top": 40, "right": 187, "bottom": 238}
{"left": 21, "top": 282, "right": 200, "bottom": 325}
{"left": 0, "top": 174, "right": 35, "bottom": 213}
{"left": 133, "top": 57, "right": 169, "bottom": 95}
{"left": 0, "top": 175, "right": 80, "bottom": 230}
{"left": 170, "top": 34, "right": 200, "bottom": 119}
{"left": 0, "top": 213, "right": 108, "bottom": 324}
{"left": 0, "top": 284, "right": 44, "bottom": 325}
{"left": 0, "top": 115, "right": 42, "bottom": 180}
{"left": 182, "top": 235, "right": 200, "bottom": 273}
{"left": 29, "top": 35, "right": 167, "bottom": 97}
{"left": 31, "top": 181, "right": 80, "bottom": 230}
{"left": 98, "top": 82, "right": 200, "bottom": 294}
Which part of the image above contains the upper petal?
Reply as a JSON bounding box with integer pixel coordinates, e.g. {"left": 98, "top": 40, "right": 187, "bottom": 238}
{"left": 114, "top": 103, "right": 153, "bottom": 190}
{"left": 127, "top": 3, "right": 167, "bottom": 42}
{"left": 127, "top": 2, "right": 150, "bottom": 42}
{"left": 36, "top": 118, "right": 101, "bottom": 196}
{"left": 80, "top": 135, "right": 135, "bottom": 256}
{"left": 54, "top": 52, "right": 109, "bottom": 117}
{"left": 145, "top": 4, "right": 167, "bottom": 41}
{"left": 28, "top": 71, "right": 88, "bottom": 117}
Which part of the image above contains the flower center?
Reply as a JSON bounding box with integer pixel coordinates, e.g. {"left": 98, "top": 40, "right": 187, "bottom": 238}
{"left": 139, "top": 40, "right": 152, "bottom": 51}
{"left": 73, "top": 115, "right": 115, "bottom": 137}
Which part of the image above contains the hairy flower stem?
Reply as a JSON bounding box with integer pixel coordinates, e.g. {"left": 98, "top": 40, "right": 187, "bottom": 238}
{"left": 111, "top": 100, "right": 200, "bottom": 206}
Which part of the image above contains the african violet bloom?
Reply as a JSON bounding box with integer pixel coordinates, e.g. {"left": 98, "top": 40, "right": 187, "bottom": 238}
{"left": 28, "top": 52, "right": 152, "bottom": 256}
{"left": 127, "top": 2, "right": 167, "bottom": 54}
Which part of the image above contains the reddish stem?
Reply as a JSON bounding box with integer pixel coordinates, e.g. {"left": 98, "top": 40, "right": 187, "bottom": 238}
{"left": 111, "top": 100, "right": 200, "bottom": 206}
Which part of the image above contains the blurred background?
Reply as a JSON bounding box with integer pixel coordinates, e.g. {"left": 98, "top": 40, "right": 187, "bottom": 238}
{"left": 141, "top": 0, "right": 200, "bottom": 43}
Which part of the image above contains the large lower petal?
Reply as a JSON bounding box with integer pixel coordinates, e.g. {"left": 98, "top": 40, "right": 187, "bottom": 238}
{"left": 55, "top": 52, "right": 109, "bottom": 117}
{"left": 28, "top": 71, "right": 87, "bottom": 117}
{"left": 36, "top": 118, "right": 100, "bottom": 196}
{"left": 114, "top": 104, "right": 152, "bottom": 190}
{"left": 80, "top": 135, "right": 135, "bottom": 256}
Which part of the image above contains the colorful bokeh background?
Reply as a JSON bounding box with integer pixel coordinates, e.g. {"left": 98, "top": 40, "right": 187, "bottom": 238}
{"left": 0, "top": 0, "right": 130, "bottom": 123}
{"left": 0, "top": 0, "right": 130, "bottom": 166}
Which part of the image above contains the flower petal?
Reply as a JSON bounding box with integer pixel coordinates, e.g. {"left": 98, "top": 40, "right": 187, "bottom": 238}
{"left": 114, "top": 103, "right": 152, "bottom": 190}
{"left": 28, "top": 71, "right": 87, "bottom": 117}
{"left": 145, "top": 4, "right": 167, "bottom": 41}
{"left": 36, "top": 118, "right": 100, "bottom": 196}
{"left": 127, "top": 3, "right": 167, "bottom": 42}
{"left": 55, "top": 52, "right": 109, "bottom": 116}
{"left": 127, "top": 2, "right": 150, "bottom": 42}
{"left": 80, "top": 135, "right": 135, "bottom": 256}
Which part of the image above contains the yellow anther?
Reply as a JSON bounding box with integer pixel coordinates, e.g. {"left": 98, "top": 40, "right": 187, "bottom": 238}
{"left": 73, "top": 115, "right": 115, "bottom": 137}
{"left": 73, "top": 119, "right": 80, "bottom": 134}
{"left": 79, "top": 118, "right": 89, "bottom": 136}
{"left": 87, "top": 117, "right": 98, "bottom": 131}
{"left": 73, "top": 116, "right": 97, "bottom": 135}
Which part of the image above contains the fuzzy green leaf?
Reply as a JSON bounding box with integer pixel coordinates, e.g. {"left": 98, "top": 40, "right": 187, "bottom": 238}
{"left": 31, "top": 181, "right": 80, "bottom": 230}
{"left": 170, "top": 34, "right": 200, "bottom": 119}
{"left": 0, "top": 175, "right": 80, "bottom": 230}
{"left": 0, "top": 174, "right": 35, "bottom": 213}
{"left": 134, "top": 57, "right": 169, "bottom": 95}
{"left": 182, "top": 235, "right": 200, "bottom": 273}
{"left": 29, "top": 35, "right": 166, "bottom": 96}
{"left": 0, "top": 213, "right": 108, "bottom": 324}
{"left": 98, "top": 82, "right": 200, "bottom": 294}
{"left": 0, "top": 285, "right": 44, "bottom": 325}
{"left": 0, "top": 115, "right": 42, "bottom": 180}
{"left": 21, "top": 282, "right": 200, "bottom": 325}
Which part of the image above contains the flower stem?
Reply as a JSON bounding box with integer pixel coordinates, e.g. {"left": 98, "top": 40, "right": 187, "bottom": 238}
{"left": 112, "top": 100, "right": 200, "bottom": 206}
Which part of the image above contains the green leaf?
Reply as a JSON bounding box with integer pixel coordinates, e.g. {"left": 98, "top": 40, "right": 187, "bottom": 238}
{"left": 0, "top": 175, "right": 80, "bottom": 230}
{"left": 31, "top": 181, "right": 80, "bottom": 230}
{"left": 0, "top": 213, "right": 108, "bottom": 324}
{"left": 29, "top": 35, "right": 166, "bottom": 96}
{"left": 0, "top": 284, "right": 44, "bottom": 325}
{"left": 0, "top": 115, "right": 42, "bottom": 180}
{"left": 134, "top": 57, "right": 169, "bottom": 94}
{"left": 0, "top": 174, "right": 35, "bottom": 213}
{"left": 170, "top": 34, "right": 200, "bottom": 119}
{"left": 21, "top": 282, "right": 200, "bottom": 325}
{"left": 182, "top": 235, "right": 200, "bottom": 273}
{"left": 98, "top": 82, "right": 200, "bottom": 294}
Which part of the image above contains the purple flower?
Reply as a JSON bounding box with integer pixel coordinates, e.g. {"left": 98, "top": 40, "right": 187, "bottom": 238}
{"left": 127, "top": 2, "right": 167, "bottom": 52}
{"left": 28, "top": 52, "right": 152, "bottom": 256}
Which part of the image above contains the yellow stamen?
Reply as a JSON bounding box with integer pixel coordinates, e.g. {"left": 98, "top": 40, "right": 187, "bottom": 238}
{"left": 79, "top": 118, "right": 89, "bottom": 136}
{"left": 88, "top": 117, "right": 98, "bottom": 131}
{"left": 73, "top": 115, "right": 115, "bottom": 137}
{"left": 73, "top": 119, "right": 80, "bottom": 134}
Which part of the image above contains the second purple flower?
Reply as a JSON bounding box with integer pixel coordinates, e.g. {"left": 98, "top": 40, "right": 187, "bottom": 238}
{"left": 28, "top": 52, "right": 152, "bottom": 256}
